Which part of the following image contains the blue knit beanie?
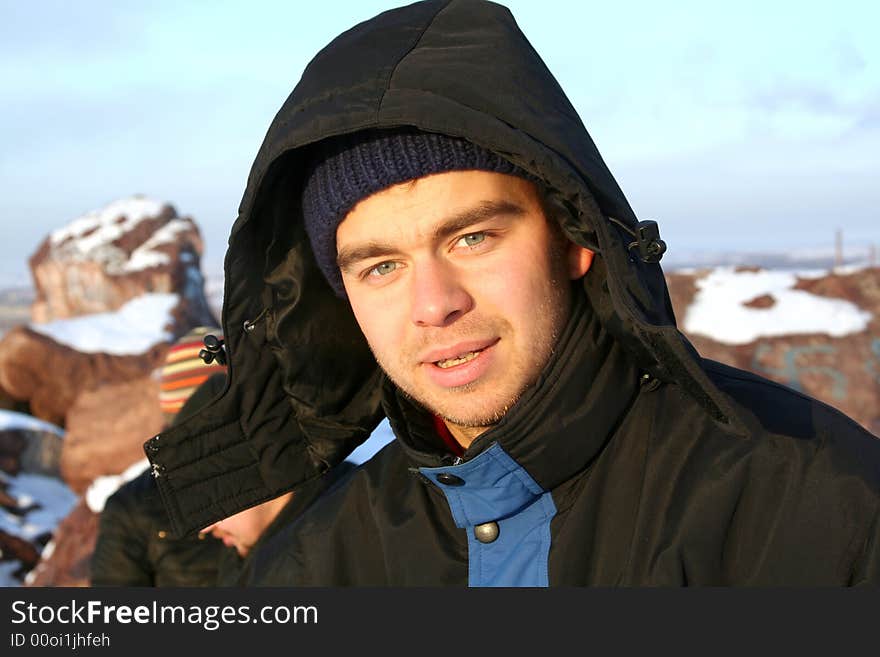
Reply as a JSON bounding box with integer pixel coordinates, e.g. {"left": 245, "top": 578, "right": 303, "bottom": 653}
{"left": 301, "top": 128, "right": 534, "bottom": 296}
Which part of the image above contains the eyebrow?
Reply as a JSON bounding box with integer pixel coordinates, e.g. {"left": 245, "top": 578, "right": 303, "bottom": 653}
{"left": 336, "top": 199, "right": 526, "bottom": 273}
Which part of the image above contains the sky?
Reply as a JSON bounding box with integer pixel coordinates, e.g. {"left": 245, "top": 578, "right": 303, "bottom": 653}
{"left": 1, "top": 0, "right": 878, "bottom": 286}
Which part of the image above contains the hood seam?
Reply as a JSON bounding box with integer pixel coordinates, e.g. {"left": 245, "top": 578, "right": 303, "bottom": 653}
{"left": 377, "top": 0, "right": 454, "bottom": 121}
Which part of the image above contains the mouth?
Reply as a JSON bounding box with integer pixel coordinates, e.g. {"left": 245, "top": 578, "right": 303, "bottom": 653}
{"left": 421, "top": 338, "right": 499, "bottom": 369}
{"left": 421, "top": 338, "right": 500, "bottom": 388}
{"left": 434, "top": 349, "right": 484, "bottom": 369}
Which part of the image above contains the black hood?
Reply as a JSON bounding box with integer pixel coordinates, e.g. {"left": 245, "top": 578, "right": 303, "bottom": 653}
{"left": 146, "top": 0, "right": 749, "bottom": 537}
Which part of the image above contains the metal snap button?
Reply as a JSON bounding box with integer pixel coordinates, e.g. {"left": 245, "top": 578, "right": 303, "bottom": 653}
{"left": 474, "top": 521, "right": 500, "bottom": 544}
{"left": 436, "top": 473, "right": 465, "bottom": 486}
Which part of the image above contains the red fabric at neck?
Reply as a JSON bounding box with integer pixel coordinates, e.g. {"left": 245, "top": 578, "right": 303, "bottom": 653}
{"left": 432, "top": 415, "right": 465, "bottom": 457}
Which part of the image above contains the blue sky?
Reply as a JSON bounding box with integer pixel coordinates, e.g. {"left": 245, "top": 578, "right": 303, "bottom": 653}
{"left": 1, "top": 0, "right": 878, "bottom": 285}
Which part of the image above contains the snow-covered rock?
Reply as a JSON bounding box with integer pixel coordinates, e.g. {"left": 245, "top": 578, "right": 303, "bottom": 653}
{"left": 23, "top": 499, "right": 97, "bottom": 588}
{"left": 683, "top": 267, "right": 872, "bottom": 345}
{"left": 667, "top": 265, "right": 880, "bottom": 436}
{"left": 0, "top": 409, "right": 64, "bottom": 477}
{"left": 29, "top": 194, "right": 217, "bottom": 330}
{"left": 0, "top": 411, "right": 76, "bottom": 587}
{"left": 0, "top": 325, "right": 168, "bottom": 427}
{"left": 0, "top": 196, "right": 221, "bottom": 427}
{"left": 29, "top": 292, "right": 178, "bottom": 355}
{"left": 0, "top": 197, "right": 226, "bottom": 586}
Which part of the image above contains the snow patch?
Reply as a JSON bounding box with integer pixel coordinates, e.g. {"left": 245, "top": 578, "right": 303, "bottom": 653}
{"left": 0, "top": 562, "right": 22, "bottom": 587}
{"left": 50, "top": 196, "right": 166, "bottom": 248}
{"left": 684, "top": 268, "right": 873, "bottom": 345}
{"left": 126, "top": 219, "right": 192, "bottom": 272}
{"left": 47, "top": 196, "right": 192, "bottom": 274}
{"left": 41, "top": 539, "right": 56, "bottom": 561}
{"left": 0, "top": 409, "right": 64, "bottom": 435}
{"left": 49, "top": 196, "right": 166, "bottom": 255}
{"left": 85, "top": 458, "right": 150, "bottom": 513}
{"left": 833, "top": 263, "right": 874, "bottom": 276}
{"left": 29, "top": 292, "right": 178, "bottom": 354}
{"left": 0, "top": 473, "right": 77, "bottom": 541}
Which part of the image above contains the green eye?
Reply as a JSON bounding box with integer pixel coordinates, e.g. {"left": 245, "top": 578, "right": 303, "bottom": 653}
{"left": 369, "top": 261, "right": 398, "bottom": 277}
{"left": 460, "top": 232, "right": 485, "bottom": 247}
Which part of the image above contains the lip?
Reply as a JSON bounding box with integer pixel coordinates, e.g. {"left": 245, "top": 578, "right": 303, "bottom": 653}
{"left": 421, "top": 338, "right": 499, "bottom": 388}
{"left": 419, "top": 338, "right": 499, "bottom": 364}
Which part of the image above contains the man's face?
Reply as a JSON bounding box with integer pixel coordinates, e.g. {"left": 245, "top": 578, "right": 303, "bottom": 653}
{"left": 337, "top": 171, "right": 593, "bottom": 446}
{"left": 201, "top": 493, "right": 293, "bottom": 558}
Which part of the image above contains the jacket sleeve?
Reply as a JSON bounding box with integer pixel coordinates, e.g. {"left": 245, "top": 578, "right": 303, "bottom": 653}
{"left": 90, "top": 485, "right": 154, "bottom": 586}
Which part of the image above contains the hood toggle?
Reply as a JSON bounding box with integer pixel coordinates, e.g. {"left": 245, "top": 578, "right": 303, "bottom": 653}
{"left": 198, "top": 333, "right": 227, "bottom": 366}
{"left": 608, "top": 216, "right": 667, "bottom": 263}
{"left": 631, "top": 220, "right": 667, "bottom": 263}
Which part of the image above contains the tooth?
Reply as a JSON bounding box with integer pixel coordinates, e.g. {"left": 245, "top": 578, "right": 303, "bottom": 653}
{"left": 436, "top": 350, "right": 480, "bottom": 368}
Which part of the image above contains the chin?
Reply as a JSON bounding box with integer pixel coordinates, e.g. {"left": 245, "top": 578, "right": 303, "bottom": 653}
{"left": 427, "top": 389, "right": 521, "bottom": 428}
{"left": 389, "top": 364, "right": 528, "bottom": 426}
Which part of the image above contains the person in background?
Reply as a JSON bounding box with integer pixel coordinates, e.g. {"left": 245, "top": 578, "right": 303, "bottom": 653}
{"left": 204, "top": 459, "right": 356, "bottom": 586}
{"left": 91, "top": 327, "right": 229, "bottom": 586}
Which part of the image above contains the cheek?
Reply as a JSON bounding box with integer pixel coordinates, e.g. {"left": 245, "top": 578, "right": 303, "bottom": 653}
{"left": 348, "top": 294, "right": 406, "bottom": 358}
{"left": 488, "top": 273, "right": 550, "bottom": 335}
{"left": 475, "top": 243, "right": 560, "bottom": 315}
{"left": 222, "top": 518, "right": 256, "bottom": 543}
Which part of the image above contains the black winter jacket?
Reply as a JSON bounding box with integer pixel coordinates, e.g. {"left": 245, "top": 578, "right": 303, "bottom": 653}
{"left": 145, "top": 0, "right": 880, "bottom": 586}
{"left": 90, "top": 468, "right": 229, "bottom": 587}
{"left": 215, "top": 460, "right": 357, "bottom": 586}
{"left": 92, "top": 375, "right": 232, "bottom": 586}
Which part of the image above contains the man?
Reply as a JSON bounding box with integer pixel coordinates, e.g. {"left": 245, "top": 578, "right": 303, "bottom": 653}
{"left": 204, "top": 494, "right": 293, "bottom": 560}
{"left": 145, "top": 0, "right": 880, "bottom": 585}
{"left": 92, "top": 328, "right": 230, "bottom": 586}
{"left": 203, "top": 460, "right": 356, "bottom": 585}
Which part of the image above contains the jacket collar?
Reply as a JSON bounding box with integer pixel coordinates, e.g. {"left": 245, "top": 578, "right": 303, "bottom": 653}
{"left": 383, "top": 285, "right": 642, "bottom": 490}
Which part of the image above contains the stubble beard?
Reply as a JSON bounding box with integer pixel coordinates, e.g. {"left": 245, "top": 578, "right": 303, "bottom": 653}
{"left": 376, "top": 269, "right": 572, "bottom": 435}
{"left": 375, "top": 315, "right": 516, "bottom": 429}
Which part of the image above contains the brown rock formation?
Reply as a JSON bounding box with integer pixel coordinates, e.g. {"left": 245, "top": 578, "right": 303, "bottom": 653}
{"left": 742, "top": 294, "right": 776, "bottom": 309}
{"left": 0, "top": 485, "right": 18, "bottom": 509}
{"left": 794, "top": 267, "right": 880, "bottom": 309}
{"left": 0, "top": 430, "right": 25, "bottom": 475}
{"left": 0, "top": 196, "right": 220, "bottom": 428}
{"left": 29, "top": 196, "right": 216, "bottom": 329}
{"left": 664, "top": 268, "right": 703, "bottom": 324}
{"left": 0, "top": 422, "right": 64, "bottom": 478}
{"left": 666, "top": 267, "right": 880, "bottom": 436}
{"left": 0, "top": 530, "right": 41, "bottom": 578}
{"left": 0, "top": 471, "right": 66, "bottom": 586}
{"left": 61, "top": 377, "right": 164, "bottom": 493}
{"left": 1, "top": 197, "right": 225, "bottom": 586}
{"left": 25, "top": 500, "right": 98, "bottom": 587}
{"left": 0, "top": 385, "right": 30, "bottom": 414}
{"left": 0, "top": 326, "right": 167, "bottom": 426}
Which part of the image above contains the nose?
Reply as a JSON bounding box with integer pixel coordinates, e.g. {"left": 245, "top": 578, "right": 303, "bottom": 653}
{"left": 410, "top": 259, "right": 473, "bottom": 327}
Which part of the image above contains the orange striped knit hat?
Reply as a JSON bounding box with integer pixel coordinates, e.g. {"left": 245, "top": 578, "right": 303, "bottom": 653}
{"left": 158, "top": 326, "right": 227, "bottom": 424}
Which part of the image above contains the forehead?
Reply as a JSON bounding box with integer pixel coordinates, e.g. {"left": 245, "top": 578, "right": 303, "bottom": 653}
{"left": 336, "top": 170, "right": 541, "bottom": 246}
